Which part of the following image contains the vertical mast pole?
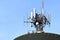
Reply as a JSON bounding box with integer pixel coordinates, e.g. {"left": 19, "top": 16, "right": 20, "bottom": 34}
{"left": 34, "top": 8, "right": 36, "bottom": 18}
{"left": 42, "top": 0, "right": 44, "bottom": 14}
{"left": 42, "top": 0, "right": 44, "bottom": 31}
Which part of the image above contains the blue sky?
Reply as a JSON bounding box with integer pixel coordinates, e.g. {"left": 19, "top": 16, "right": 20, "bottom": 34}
{"left": 0, "top": 0, "right": 60, "bottom": 40}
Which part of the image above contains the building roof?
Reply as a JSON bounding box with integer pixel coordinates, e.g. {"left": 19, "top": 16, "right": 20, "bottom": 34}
{"left": 14, "top": 32, "right": 60, "bottom": 40}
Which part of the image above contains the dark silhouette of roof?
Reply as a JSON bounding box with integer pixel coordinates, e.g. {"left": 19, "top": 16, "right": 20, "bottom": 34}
{"left": 14, "top": 32, "right": 60, "bottom": 40}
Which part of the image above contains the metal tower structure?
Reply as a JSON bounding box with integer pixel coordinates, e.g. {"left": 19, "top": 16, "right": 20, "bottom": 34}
{"left": 24, "top": 0, "right": 50, "bottom": 32}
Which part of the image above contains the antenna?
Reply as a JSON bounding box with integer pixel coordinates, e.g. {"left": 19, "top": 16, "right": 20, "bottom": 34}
{"left": 46, "top": 13, "right": 51, "bottom": 27}
{"left": 34, "top": 8, "right": 36, "bottom": 18}
{"left": 31, "top": 12, "right": 33, "bottom": 19}
{"left": 30, "top": 12, "right": 33, "bottom": 27}
{"left": 42, "top": 0, "right": 44, "bottom": 14}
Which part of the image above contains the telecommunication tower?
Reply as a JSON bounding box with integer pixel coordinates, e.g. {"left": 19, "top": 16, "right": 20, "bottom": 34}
{"left": 24, "top": 0, "right": 50, "bottom": 33}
